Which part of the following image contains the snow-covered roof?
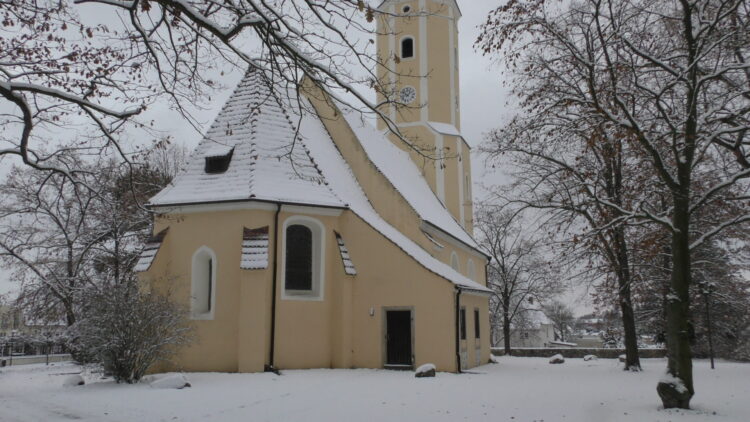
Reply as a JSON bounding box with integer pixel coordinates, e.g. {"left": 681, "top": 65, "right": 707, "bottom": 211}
{"left": 149, "top": 68, "right": 489, "bottom": 293}
{"left": 339, "top": 109, "right": 479, "bottom": 251}
{"left": 427, "top": 121, "right": 462, "bottom": 137}
{"left": 241, "top": 226, "right": 269, "bottom": 270}
{"left": 134, "top": 228, "right": 169, "bottom": 273}
{"left": 294, "top": 100, "right": 489, "bottom": 293}
{"left": 148, "top": 71, "right": 344, "bottom": 208}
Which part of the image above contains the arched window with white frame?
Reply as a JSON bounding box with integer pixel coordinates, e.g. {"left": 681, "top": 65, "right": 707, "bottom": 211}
{"left": 401, "top": 36, "right": 415, "bottom": 59}
{"left": 191, "top": 246, "right": 217, "bottom": 319}
{"left": 450, "top": 252, "right": 460, "bottom": 272}
{"left": 283, "top": 216, "right": 325, "bottom": 300}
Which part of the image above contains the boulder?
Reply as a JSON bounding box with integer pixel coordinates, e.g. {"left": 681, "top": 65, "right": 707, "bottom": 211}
{"left": 150, "top": 373, "right": 191, "bottom": 389}
{"left": 583, "top": 355, "right": 598, "bottom": 362}
{"left": 549, "top": 354, "right": 565, "bottom": 364}
{"left": 62, "top": 374, "right": 85, "bottom": 387}
{"left": 415, "top": 363, "right": 436, "bottom": 378}
{"left": 657, "top": 374, "right": 692, "bottom": 409}
{"left": 618, "top": 354, "right": 627, "bottom": 363}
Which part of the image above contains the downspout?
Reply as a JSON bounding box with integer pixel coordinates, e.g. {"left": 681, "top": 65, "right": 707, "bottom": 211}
{"left": 455, "top": 287, "right": 462, "bottom": 374}
{"left": 266, "top": 203, "right": 282, "bottom": 375}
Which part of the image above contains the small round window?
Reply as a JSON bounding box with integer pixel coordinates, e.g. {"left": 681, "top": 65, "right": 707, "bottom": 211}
{"left": 403, "top": 5, "right": 411, "bottom": 13}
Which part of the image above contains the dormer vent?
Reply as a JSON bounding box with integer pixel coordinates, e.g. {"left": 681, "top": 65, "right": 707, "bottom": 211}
{"left": 204, "top": 146, "right": 234, "bottom": 174}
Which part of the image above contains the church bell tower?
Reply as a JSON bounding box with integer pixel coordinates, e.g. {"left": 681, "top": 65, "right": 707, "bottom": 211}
{"left": 375, "top": 0, "right": 473, "bottom": 231}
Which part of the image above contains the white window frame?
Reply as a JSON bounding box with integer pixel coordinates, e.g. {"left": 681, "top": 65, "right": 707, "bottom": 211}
{"left": 281, "top": 216, "right": 326, "bottom": 301}
{"left": 450, "top": 251, "right": 460, "bottom": 272}
{"left": 467, "top": 259, "right": 476, "bottom": 281}
{"left": 191, "top": 246, "right": 217, "bottom": 320}
{"left": 400, "top": 36, "right": 416, "bottom": 60}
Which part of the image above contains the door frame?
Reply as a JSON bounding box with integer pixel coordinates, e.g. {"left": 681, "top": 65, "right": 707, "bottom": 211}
{"left": 382, "top": 306, "right": 415, "bottom": 369}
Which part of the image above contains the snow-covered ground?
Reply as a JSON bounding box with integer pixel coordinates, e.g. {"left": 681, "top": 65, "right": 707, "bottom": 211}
{"left": 1, "top": 357, "right": 748, "bottom": 421}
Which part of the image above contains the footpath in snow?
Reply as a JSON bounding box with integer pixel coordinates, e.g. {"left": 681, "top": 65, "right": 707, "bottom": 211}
{"left": 0, "top": 357, "right": 748, "bottom": 421}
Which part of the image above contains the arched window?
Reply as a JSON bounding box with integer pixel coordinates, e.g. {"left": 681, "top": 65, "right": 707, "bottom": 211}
{"left": 467, "top": 259, "right": 476, "bottom": 281}
{"left": 401, "top": 37, "right": 415, "bottom": 59}
{"left": 283, "top": 217, "right": 325, "bottom": 300}
{"left": 450, "top": 252, "right": 460, "bottom": 272}
{"left": 191, "top": 246, "right": 217, "bottom": 319}
{"left": 285, "top": 225, "right": 313, "bottom": 291}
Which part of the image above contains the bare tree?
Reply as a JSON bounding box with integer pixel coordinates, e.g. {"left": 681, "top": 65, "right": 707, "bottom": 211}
{"left": 479, "top": 0, "right": 750, "bottom": 408}
{"left": 0, "top": 160, "right": 100, "bottom": 326}
{"left": 476, "top": 205, "right": 561, "bottom": 352}
{"left": 1, "top": 0, "right": 423, "bottom": 177}
{"left": 542, "top": 301, "right": 576, "bottom": 343}
{"left": 0, "top": 147, "right": 183, "bottom": 325}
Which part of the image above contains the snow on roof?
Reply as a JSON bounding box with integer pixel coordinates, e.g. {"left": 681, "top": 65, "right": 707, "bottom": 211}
{"left": 202, "top": 145, "right": 234, "bottom": 158}
{"left": 134, "top": 228, "right": 169, "bottom": 273}
{"left": 241, "top": 226, "right": 269, "bottom": 270}
{"left": 149, "top": 68, "right": 488, "bottom": 293}
{"left": 335, "top": 232, "right": 357, "bottom": 276}
{"left": 339, "top": 109, "right": 479, "bottom": 251}
{"left": 295, "top": 103, "right": 490, "bottom": 293}
{"left": 148, "top": 70, "right": 344, "bottom": 208}
{"left": 427, "top": 121, "right": 461, "bottom": 137}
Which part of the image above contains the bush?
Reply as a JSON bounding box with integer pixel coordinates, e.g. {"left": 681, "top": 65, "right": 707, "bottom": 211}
{"left": 71, "top": 284, "right": 191, "bottom": 383}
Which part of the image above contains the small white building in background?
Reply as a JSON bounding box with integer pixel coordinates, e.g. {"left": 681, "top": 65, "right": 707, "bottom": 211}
{"left": 506, "top": 311, "right": 557, "bottom": 348}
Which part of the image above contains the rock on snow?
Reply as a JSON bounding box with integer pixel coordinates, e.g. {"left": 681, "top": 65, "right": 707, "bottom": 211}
{"left": 415, "top": 363, "right": 436, "bottom": 378}
{"left": 62, "top": 375, "right": 85, "bottom": 387}
{"left": 150, "top": 373, "right": 191, "bottom": 389}
{"left": 549, "top": 354, "right": 565, "bottom": 364}
{"left": 583, "top": 355, "right": 598, "bottom": 361}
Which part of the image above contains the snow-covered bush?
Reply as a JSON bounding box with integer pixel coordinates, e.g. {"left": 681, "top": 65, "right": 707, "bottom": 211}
{"left": 70, "top": 283, "right": 192, "bottom": 384}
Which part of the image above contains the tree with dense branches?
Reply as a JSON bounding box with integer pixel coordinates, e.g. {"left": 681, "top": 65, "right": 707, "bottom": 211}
{"left": 479, "top": 0, "right": 750, "bottom": 409}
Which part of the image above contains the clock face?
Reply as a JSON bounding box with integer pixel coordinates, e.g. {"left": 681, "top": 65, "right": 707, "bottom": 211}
{"left": 399, "top": 86, "right": 417, "bottom": 104}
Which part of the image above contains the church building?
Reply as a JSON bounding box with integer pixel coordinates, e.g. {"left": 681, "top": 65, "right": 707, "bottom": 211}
{"left": 138, "top": 0, "right": 491, "bottom": 373}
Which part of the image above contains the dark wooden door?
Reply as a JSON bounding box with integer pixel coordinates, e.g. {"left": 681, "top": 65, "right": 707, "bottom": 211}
{"left": 386, "top": 310, "right": 412, "bottom": 367}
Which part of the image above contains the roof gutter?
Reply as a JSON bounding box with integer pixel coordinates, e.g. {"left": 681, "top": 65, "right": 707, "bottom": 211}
{"left": 146, "top": 198, "right": 347, "bottom": 212}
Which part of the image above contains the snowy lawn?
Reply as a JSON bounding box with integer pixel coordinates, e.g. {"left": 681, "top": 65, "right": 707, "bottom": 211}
{"left": 1, "top": 357, "right": 748, "bottom": 421}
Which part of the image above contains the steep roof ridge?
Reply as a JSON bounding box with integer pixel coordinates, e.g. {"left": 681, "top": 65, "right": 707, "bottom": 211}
{"left": 299, "top": 82, "right": 481, "bottom": 255}
{"left": 262, "top": 79, "right": 345, "bottom": 206}
{"left": 149, "top": 68, "right": 344, "bottom": 208}
{"left": 338, "top": 108, "right": 480, "bottom": 252}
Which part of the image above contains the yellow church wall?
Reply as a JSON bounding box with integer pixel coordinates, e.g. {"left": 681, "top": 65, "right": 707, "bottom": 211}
{"left": 425, "top": 7, "right": 452, "bottom": 125}
{"left": 458, "top": 292, "right": 492, "bottom": 368}
{"left": 143, "top": 205, "right": 488, "bottom": 374}
{"left": 145, "top": 209, "right": 278, "bottom": 373}
{"left": 337, "top": 211, "right": 460, "bottom": 371}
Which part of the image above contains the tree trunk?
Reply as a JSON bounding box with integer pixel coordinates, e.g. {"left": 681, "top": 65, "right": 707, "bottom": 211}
{"left": 613, "top": 226, "right": 641, "bottom": 371}
{"left": 502, "top": 301, "right": 511, "bottom": 354}
{"left": 657, "top": 196, "right": 694, "bottom": 409}
{"left": 703, "top": 290, "right": 715, "bottom": 370}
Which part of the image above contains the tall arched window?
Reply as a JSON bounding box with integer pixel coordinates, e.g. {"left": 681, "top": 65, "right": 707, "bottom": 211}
{"left": 467, "top": 259, "right": 476, "bottom": 281}
{"left": 450, "top": 252, "right": 460, "bottom": 272}
{"left": 401, "top": 37, "right": 415, "bottom": 59}
{"left": 191, "top": 246, "right": 217, "bottom": 319}
{"left": 283, "top": 217, "right": 325, "bottom": 300}
{"left": 285, "top": 225, "right": 313, "bottom": 291}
